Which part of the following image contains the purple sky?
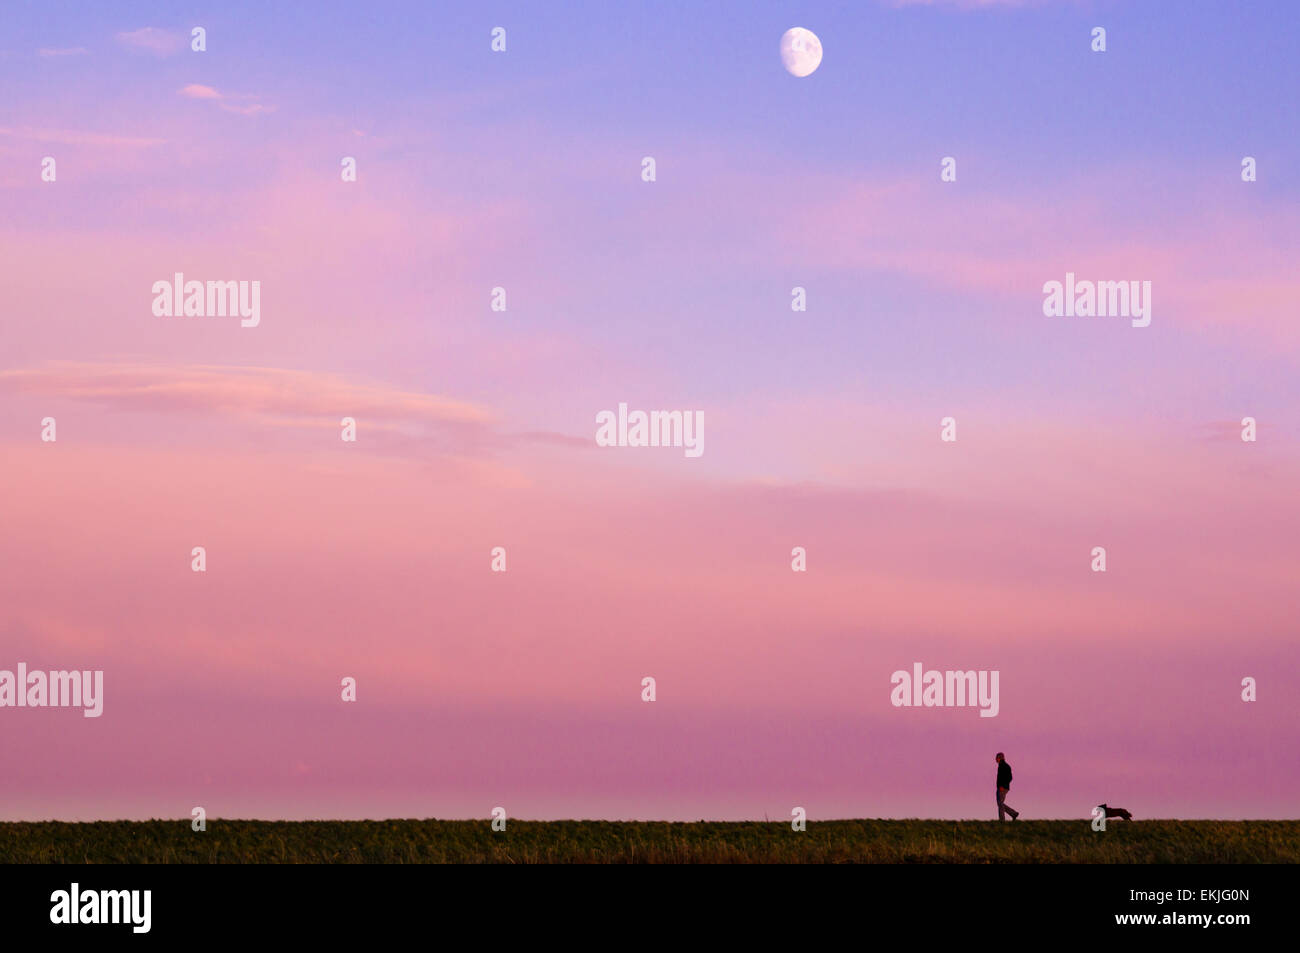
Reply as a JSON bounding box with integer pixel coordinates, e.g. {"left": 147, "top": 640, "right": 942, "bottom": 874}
{"left": 1, "top": 0, "right": 1297, "bottom": 820}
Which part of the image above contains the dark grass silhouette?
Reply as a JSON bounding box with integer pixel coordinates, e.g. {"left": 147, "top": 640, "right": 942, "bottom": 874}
{"left": 2, "top": 819, "right": 1296, "bottom": 863}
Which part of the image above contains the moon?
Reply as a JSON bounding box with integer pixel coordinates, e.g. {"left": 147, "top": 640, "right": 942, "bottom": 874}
{"left": 780, "top": 27, "right": 823, "bottom": 78}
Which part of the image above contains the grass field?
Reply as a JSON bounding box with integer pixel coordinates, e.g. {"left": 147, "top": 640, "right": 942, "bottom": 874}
{"left": 2, "top": 819, "right": 1296, "bottom": 863}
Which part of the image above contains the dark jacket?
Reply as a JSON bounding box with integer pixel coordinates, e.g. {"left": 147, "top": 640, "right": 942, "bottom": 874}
{"left": 997, "top": 761, "right": 1013, "bottom": 789}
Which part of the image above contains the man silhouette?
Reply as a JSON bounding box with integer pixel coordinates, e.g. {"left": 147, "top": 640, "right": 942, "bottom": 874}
{"left": 995, "top": 752, "right": 1019, "bottom": 820}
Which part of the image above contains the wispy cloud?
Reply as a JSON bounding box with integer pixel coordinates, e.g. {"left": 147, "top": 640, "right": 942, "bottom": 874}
{"left": 0, "top": 362, "right": 586, "bottom": 468}
{"left": 38, "top": 47, "right": 88, "bottom": 57}
{"left": 116, "top": 27, "right": 187, "bottom": 56}
{"left": 0, "top": 362, "right": 492, "bottom": 429}
{"left": 1195, "top": 419, "right": 1252, "bottom": 443}
{"left": 219, "top": 102, "right": 273, "bottom": 116}
{"left": 178, "top": 83, "right": 221, "bottom": 100}
{"left": 177, "top": 83, "right": 275, "bottom": 116}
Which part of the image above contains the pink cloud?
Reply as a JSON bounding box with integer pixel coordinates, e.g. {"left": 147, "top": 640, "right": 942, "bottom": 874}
{"left": 177, "top": 83, "right": 275, "bottom": 116}
{"left": 0, "top": 361, "right": 493, "bottom": 427}
{"left": 178, "top": 84, "right": 221, "bottom": 100}
{"left": 218, "top": 102, "right": 274, "bottom": 116}
{"left": 610, "top": 149, "right": 1300, "bottom": 347}
{"left": 0, "top": 362, "right": 592, "bottom": 471}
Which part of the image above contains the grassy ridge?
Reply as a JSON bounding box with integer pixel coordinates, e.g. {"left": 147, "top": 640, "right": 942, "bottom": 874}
{"left": 2, "top": 819, "right": 1296, "bottom": 863}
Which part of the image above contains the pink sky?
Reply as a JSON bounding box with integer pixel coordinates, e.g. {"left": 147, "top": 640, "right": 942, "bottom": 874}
{"left": 2, "top": 4, "right": 1297, "bottom": 821}
{"left": 1, "top": 387, "right": 1296, "bottom": 819}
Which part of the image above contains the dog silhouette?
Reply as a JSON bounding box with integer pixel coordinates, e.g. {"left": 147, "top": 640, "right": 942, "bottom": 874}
{"left": 1098, "top": 803, "right": 1133, "bottom": 821}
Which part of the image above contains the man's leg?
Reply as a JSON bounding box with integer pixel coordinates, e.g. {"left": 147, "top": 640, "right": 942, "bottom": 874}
{"left": 997, "top": 787, "right": 1008, "bottom": 820}
{"left": 1001, "top": 789, "right": 1019, "bottom": 820}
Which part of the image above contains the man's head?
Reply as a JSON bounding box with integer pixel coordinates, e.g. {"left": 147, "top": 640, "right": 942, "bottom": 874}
{"left": 995, "top": 752, "right": 1005, "bottom": 763}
